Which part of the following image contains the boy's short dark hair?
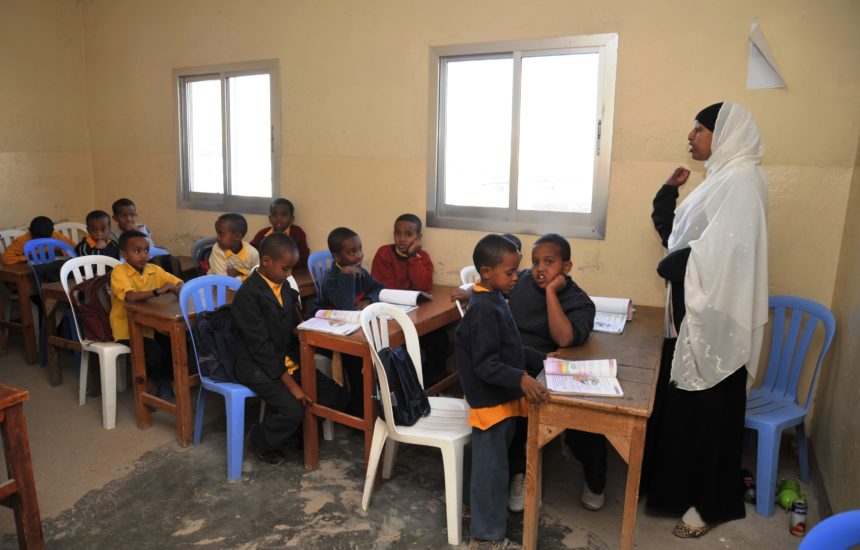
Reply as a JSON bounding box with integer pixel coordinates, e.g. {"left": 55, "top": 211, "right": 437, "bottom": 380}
{"left": 327, "top": 227, "right": 358, "bottom": 255}
{"left": 86, "top": 210, "right": 111, "bottom": 226}
{"left": 534, "top": 233, "right": 571, "bottom": 262}
{"left": 501, "top": 233, "right": 522, "bottom": 252}
{"left": 472, "top": 234, "right": 519, "bottom": 271}
{"left": 216, "top": 213, "right": 248, "bottom": 236}
{"left": 29, "top": 216, "right": 54, "bottom": 239}
{"left": 395, "top": 213, "right": 422, "bottom": 233}
{"left": 119, "top": 230, "right": 148, "bottom": 251}
{"left": 259, "top": 232, "right": 298, "bottom": 261}
{"left": 269, "top": 198, "right": 295, "bottom": 216}
{"left": 111, "top": 198, "right": 136, "bottom": 216}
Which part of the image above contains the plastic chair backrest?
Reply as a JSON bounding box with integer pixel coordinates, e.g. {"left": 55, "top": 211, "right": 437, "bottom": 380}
{"left": 179, "top": 275, "right": 242, "bottom": 378}
{"left": 308, "top": 250, "right": 333, "bottom": 294}
{"left": 60, "top": 256, "right": 121, "bottom": 344}
{"left": 54, "top": 222, "right": 88, "bottom": 243}
{"left": 761, "top": 295, "right": 836, "bottom": 411}
{"left": 360, "top": 302, "right": 424, "bottom": 434}
{"left": 192, "top": 237, "right": 217, "bottom": 264}
{"left": 798, "top": 510, "right": 860, "bottom": 550}
{"left": 149, "top": 245, "right": 170, "bottom": 258}
{"left": 460, "top": 265, "right": 478, "bottom": 285}
{"left": 0, "top": 229, "right": 25, "bottom": 253}
{"left": 23, "top": 238, "right": 76, "bottom": 266}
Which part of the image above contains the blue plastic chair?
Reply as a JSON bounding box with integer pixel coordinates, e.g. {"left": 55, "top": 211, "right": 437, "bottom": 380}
{"left": 149, "top": 245, "right": 170, "bottom": 258}
{"left": 745, "top": 295, "right": 836, "bottom": 517}
{"left": 23, "top": 238, "right": 78, "bottom": 367}
{"left": 179, "top": 275, "right": 256, "bottom": 481}
{"left": 307, "top": 250, "right": 333, "bottom": 294}
{"left": 798, "top": 510, "right": 860, "bottom": 550}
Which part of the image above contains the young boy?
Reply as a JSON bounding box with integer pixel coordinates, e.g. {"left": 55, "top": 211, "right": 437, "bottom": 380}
{"left": 371, "top": 213, "right": 448, "bottom": 387}
{"left": 457, "top": 234, "right": 549, "bottom": 550}
{"left": 110, "top": 230, "right": 183, "bottom": 399}
{"left": 232, "top": 233, "right": 347, "bottom": 464}
{"left": 207, "top": 213, "right": 260, "bottom": 282}
{"left": 316, "top": 227, "right": 383, "bottom": 311}
{"left": 1, "top": 216, "right": 76, "bottom": 264}
{"left": 109, "top": 198, "right": 154, "bottom": 249}
{"left": 75, "top": 210, "right": 120, "bottom": 259}
{"left": 249, "top": 198, "right": 310, "bottom": 270}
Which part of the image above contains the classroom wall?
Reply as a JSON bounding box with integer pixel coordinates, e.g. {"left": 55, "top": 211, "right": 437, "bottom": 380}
{"left": 0, "top": 0, "right": 94, "bottom": 228}
{"left": 811, "top": 133, "right": 860, "bottom": 512}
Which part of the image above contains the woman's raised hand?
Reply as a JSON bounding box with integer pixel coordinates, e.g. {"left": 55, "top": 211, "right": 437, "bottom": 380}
{"left": 665, "top": 167, "right": 691, "bottom": 187}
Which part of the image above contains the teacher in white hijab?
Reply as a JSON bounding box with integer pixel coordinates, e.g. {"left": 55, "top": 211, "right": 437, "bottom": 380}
{"left": 645, "top": 102, "right": 768, "bottom": 538}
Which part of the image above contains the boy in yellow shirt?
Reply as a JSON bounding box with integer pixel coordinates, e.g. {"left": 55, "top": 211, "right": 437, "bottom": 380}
{"left": 1, "top": 216, "right": 76, "bottom": 265}
{"left": 110, "top": 230, "right": 183, "bottom": 400}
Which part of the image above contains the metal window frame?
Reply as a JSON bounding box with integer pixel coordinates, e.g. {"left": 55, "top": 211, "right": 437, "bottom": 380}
{"left": 175, "top": 59, "right": 280, "bottom": 214}
{"left": 426, "top": 35, "right": 618, "bottom": 238}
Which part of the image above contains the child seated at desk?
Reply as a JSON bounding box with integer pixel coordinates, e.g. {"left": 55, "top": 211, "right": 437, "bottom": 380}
{"left": 249, "top": 198, "right": 310, "bottom": 271}
{"left": 1, "top": 216, "right": 76, "bottom": 265}
{"left": 232, "top": 233, "right": 347, "bottom": 464}
{"left": 110, "top": 197, "right": 181, "bottom": 276}
{"left": 75, "top": 210, "right": 120, "bottom": 259}
{"left": 207, "top": 213, "right": 260, "bottom": 282}
{"left": 456, "top": 234, "right": 548, "bottom": 550}
{"left": 110, "top": 230, "right": 183, "bottom": 401}
{"left": 370, "top": 213, "right": 448, "bottom": 387}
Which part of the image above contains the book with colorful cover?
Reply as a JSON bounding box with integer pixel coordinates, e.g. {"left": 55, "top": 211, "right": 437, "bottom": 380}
{"left": 539, "top": 358, "right": 624, "bottom": 397}
{"left": 298, "top": 309, "right": 361, "bottom": 336}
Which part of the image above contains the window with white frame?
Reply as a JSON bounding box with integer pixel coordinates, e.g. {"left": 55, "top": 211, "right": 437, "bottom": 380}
{"left": 426, "top": 35, "right": 618, "bottom": 238}
{"left": 176, "top": 60, "right": 280, "bottom": 212}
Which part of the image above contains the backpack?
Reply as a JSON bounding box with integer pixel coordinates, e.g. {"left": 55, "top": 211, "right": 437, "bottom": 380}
{"left": 192, "top": 305, "right": 238, "bottom": 383}
{"left": 374, "top": 345, "right": 431, "bottom": 426}
{"left": 71, "top": 273, "right": 114, "bottom": 342}
{"left": 149, "top": 254, "right": 182, "bottom": 277}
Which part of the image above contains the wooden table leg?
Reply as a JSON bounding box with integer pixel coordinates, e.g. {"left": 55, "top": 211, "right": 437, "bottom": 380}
{"left": 619, "top": 423, "right": 646, "bottom": 550}
{"left": 523, "top": 403, "right": 543, "bottom": 550}
{"left": 42, "top": 295, "right": 63, "bottom": 387}
{"left": 15, "top": 275, "right": 38, "bottom": 365}
{"left": 129, "top": 313, "right": 152, "bottom": 430}
{"left": 170, "top": 322, "right": 193, "bottom": 447}
{"left": 300, "top": 336, "right": 320, "bottom": 470}
{"left": 1, "top": 402, "right": 45, "bottom": 549}
{"left": 0, "top": 286, "right": 8, "bottom": 356}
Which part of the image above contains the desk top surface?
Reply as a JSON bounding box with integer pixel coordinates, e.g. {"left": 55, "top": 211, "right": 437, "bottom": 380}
{"left": 0, "top": 384, "right": 29, "bottom": 408}
{"left": 0, "top": 263, "right": 32, "bottom": 276}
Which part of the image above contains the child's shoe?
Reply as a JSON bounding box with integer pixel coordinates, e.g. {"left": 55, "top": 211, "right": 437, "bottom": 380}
{"left": 581, "top": 485, "right": 605, "bottom": 511}
{"left": 508, "top": 473, "right": 525, "bottom": 512}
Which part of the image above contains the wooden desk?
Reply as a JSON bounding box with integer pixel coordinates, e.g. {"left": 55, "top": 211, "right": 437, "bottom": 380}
{"left": 0, "top": 384, "right": 44, "bottom": 549}
{"left": 523, "top": 306, "right": 663, "bottom": 550}
{"left": 40, "top": 282, "right": 81, "bottom": 387}
{"left": 0, "top": 264, "right": 38, "bottom": 364}
{"left": 299, "top": 284, "right": 461, "bottom": 469}
{"left": 125, "top": 295, "right": 200, "bottom": 447}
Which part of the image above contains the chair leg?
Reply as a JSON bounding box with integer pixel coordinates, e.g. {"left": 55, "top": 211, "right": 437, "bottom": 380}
{"left": 116, "top": 355, "right": 128, "bottom": 392}
{"left": 796, "top": 423, "right": 810, "bottom": 482}
{"left": 362, "top": 418, "right": 389, "bottom": 511}
{"left": 78, "top": 351, "right": 90, "bottom": 406}
{"left": 194, "top": 389, "right": 207, "bottom": 446}
{"left": 440, "top": 442, "right": 465, "bottom": 545}
{"left": 323, "top": 419, "right": 335, "bottom": 441}
{"left": 382, "top": 440, "right": 399, "bottom": 480}
{"left": 225, "top": 394, "right": 247, "bottom": 481}
{"left": 754, "top": 428, "right": 782, "bottom": 517}
{"left": 258, "top": 401, "right": 266, "bottom": 424}
{"left": 98, "top": 351, "right": 117, "bottom": 430}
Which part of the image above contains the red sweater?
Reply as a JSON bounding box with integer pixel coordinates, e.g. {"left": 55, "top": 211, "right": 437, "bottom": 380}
{"left": 371, "top": 244, "right": 434, "bottom": 292}
{"left": 249, "top": 224, "right": 310, "bottom": 270}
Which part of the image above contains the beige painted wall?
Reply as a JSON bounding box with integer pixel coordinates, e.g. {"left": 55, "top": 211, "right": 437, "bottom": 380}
{"left": 811, "top": 133, "right": 860, "bottom": 512}
{"left": 0, "top": 0, "right": 94, "bottom": 228}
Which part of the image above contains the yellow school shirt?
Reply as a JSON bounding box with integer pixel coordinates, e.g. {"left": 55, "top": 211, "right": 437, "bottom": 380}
{"left": 257, "top": 271, "right": 299, "bottom": 376}
{"left": 110, "top": 263, "right": 183, "bottom": 341}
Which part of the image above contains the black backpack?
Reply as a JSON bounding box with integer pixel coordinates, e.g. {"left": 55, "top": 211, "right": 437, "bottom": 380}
{"left": 192, "top": 305, "right": 238, "bottom": 383}
{"left": 374, "top": 345, "right": 431, "bottom": 426}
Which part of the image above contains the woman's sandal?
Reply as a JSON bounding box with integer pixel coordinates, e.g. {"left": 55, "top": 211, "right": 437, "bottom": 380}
{"left": 672, "top": 520, "right": 711, "bottom": 538}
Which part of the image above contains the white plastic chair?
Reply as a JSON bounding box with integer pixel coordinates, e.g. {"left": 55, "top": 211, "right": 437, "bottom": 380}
{"left": 0, "top": 229, "right": 40, "bottom": 343}
{"left": 359, "top": 303, "right": 471, "bottom": 545}
{"left": 459, "top": 265, "right": 479, "bottom": 285}
{"left": 54, "top": 222, "right": 89, "bottom": 244}
{"left": 60, "top": 256, "right": 130, "bottom": 429}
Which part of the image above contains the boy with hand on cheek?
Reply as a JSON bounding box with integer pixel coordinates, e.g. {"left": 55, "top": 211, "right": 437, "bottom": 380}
{"left": 232, "top": 233, "right": 347, "bottom": 464}
{"left": 316, "top": 227, "right": 384, "bottom": 312}
{"left": 75, "top": 210, "right": 120, "bottom": 259}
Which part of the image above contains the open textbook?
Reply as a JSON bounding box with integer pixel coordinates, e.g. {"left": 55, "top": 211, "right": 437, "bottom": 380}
{"left": 298, "top": 310, "right": 361, "bottom": 336}
{"left": 591, "top": 296, "right": 634, "bottom": 334}
{"left": 539, "top": 358, "right": 624, "bottom": 397}
{"left": 379, "top": 289, "right": 432, "bottom": 313}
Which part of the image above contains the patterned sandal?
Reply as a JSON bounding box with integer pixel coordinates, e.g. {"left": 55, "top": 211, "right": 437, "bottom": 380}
{"left": 672, "top": 520, "right": 711, "bottom": 538}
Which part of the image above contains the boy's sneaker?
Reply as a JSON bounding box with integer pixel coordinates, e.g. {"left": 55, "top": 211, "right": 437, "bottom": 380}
{"left": 581, "top": 485, "right": 605, "bottom": 511}
{"left": 468, "top": 538, "right": 522, "bottom": 550}
{"left": 508, "top": 473, "right": 525, "bottom": 512}
{"left": 246, "top": 430, "right": 285, "bottom": 465}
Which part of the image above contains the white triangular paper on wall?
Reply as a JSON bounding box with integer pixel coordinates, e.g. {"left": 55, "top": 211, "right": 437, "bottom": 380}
{"left": 747, "top": 18, "right": 786, "bottom": 89}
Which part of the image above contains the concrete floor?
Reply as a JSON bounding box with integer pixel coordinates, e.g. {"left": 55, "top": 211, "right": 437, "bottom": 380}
{"left": 0, "top": 334, "right": 816, "bottom": 549}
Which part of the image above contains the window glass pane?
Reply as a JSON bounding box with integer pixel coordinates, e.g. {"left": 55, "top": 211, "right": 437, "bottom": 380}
{"left": 229, "top": 74, "right": 272, "bottom": 198}
{"left": 517, "top": 53, "right": 599, "bottom": 213}
{"left": 186, "top": 79, "right": 223, "bottom": 194}
{"left": 443, "top": 58, "right": 512, "bottom": 208}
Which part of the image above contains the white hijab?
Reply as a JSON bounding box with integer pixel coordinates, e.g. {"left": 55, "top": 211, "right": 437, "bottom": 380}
{"left": 668, "top": 102, "right": 769, "bottom": 391}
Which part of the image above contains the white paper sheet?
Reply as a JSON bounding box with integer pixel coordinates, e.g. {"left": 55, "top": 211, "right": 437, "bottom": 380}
{"left": 747, "top": 18, "right": 786, "bottom": 89}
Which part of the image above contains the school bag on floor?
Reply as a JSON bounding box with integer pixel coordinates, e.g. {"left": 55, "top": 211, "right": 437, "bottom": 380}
{"left": 192, "top": 305, "right": 238, "bottom": 383}
{"left": 71, "top": 273, "right": 114, "bottom": 342}
{"left": 374, "top": 345, "right": 431, "bottom": 426}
